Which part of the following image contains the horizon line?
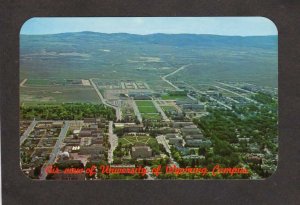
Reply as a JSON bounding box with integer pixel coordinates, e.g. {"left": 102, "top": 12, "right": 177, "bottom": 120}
{"left": 20, "top": 31, "right": 278, "bottom": 37}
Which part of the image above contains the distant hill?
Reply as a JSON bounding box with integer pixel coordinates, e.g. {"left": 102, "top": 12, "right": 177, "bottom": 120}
{"left": 21, "top": 31, "right": 277, "bottom": 50}
{"left": 20, "top": 32, "right": 278, "bottom": 87}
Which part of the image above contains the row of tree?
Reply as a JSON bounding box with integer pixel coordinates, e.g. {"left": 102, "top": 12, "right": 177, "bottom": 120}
{"left": 20, "top": 103, "right": 116, "bottom": 120}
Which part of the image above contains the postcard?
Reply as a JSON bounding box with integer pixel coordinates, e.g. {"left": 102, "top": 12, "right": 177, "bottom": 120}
{"left": 19, "top": 17, "right": 278, "bottom": 180}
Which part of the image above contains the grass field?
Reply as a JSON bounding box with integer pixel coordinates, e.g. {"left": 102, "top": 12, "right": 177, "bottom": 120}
{"left": 20, "top": 85, "right": 100, "bottom": 104}
{"left": 135, "top": 100, "right": 161, "bottom": 120}
{"left": 26, "top": 79, "right": 52, "bottom": 86}
{"left": 136, "top": 100, "right": 159, "bottom": 114}
{"left": 25, "top": 78, "right": 83, "bottom": 86}
{"left": 135, "top": 101, "right": 154, "bottom": 107}
{"left": 138, "top": 106, "right": 158, "bottom": 113}
{"left": 118, "top": 135, "right": 158, "bottom": 146}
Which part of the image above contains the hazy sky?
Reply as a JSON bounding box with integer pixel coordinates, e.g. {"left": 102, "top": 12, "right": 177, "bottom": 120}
{"left": 20, "top": 17, "right": 277, "bottom": 36}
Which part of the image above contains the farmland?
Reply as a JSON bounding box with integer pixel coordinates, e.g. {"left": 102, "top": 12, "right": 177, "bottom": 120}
{"left": 20, "top": 85, "right": 100, "bottom": 105}
{"left": 20, "top": 32, "right": 278, "bottom": 89}
{"left": 19, "top": 30, "right": 278, "bottom": 180}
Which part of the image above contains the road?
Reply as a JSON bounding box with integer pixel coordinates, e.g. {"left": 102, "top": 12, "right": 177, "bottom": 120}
{"left": 214, "top": 85, "right": 258, "bottom": 104}
{"left": 184, "top": 83, "right": 205, "bottom": 95}
{"left": 161, "top": 64, "right": 191, "bottom": 90}
{"left": 145, "top": 166, "right": 155, "bottom": 180}
{"left": 152, "top": 99, "right": 170, "bottom": 122}
{"left": 208, "top": 96, "right": 232, "bottom": 110}
{"left": 156, "top": 135, "right": 178, "bottom": 167}
{"left": 40, "top": 121, "right": 70, "bottom": 179}
{"left": 184, "top": 82, "right": 232, "bottom": 110}
{"left": 163, "top": 64, "right": 192, "bottom": 79}
{"left": 187, "top": 94, "right": 197, "bottom": 101}
{"left": 131, "top": 99, "right": 142, "bottom": 123}
{"left": 90, "top": 78, "right": 122, "bottom": 121}
{"left": 20, "top": 119, "right": 37, "bottom": 145}
{"left": 217, "top": 82, "right": 255, "bottom": 94}
{"left": 108, "top": 121, "right": 118, "bottom": 164}
{"left": 226, "top": 96, "right": 239, "bottom": 103}
{"left": 20, "top": 78, "right": 28, "bottom": 87}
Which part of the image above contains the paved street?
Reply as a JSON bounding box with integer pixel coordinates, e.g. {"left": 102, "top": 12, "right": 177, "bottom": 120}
{"left": 186, "top": 82, "right": 233, "bottom": 110}
{"left": 131, "top": 99, "right": 142, "bottom": 123}
{"left": 20, "top": 78, "right": 28, "bottom": 87}
{"left": 217, "top": 82, "right": 255, "bottom": 94}
{"left": 40, "top": 121, "right": 70, "bottom": 179}
{"left": 20, "top": 119, "right": 37, "bottom": 145}
{"left": 161, "top": 64, "right": 191, "bottom": 90}
{"left": 214, "top": 85, "right": 258, "bottom": 104}
{"left": 145, "top": 166, "right": 155, "bottom": 180}
{"left": 108, "top": 121, "right": 118, "bottom": 164}
{"left": 156, "top": 135, "right": 178, "bottom": 167}
{"left": 152, "top": 99, "right": 169, "bottom": 122}
{"left": 90, "top": 78, "right": 122, "bottom": 121}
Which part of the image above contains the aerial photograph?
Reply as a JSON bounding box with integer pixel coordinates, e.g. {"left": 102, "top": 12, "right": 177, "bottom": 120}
{"left": 19, "top": 17, "right": 278, "bottom": 180}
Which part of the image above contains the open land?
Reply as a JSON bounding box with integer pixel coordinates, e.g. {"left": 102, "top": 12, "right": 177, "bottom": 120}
{"left": 20, "top": 32, "right": 278, "bottom": 180}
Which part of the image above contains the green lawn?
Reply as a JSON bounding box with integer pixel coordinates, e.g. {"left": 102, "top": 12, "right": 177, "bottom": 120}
{"left": 138, "top": 106, "right": 158, "bottom": 113}
{"left": 141, "top": 113, "right": 161, "bottom": 120}
{"left": 136, "top": 100, "right": 159, "bottom": 114}
{"left": 118, "top": 135, "right": 155, "bottom": 146}
{"left": 135, "top": 100, "right": 154, "bottom": 107}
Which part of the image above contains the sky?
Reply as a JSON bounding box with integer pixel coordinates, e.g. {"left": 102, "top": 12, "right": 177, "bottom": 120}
{"left": 20, "top": 17, "right": 278, "bottom": 36}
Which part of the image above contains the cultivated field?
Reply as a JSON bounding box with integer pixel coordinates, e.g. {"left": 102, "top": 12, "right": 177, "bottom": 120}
{"left": 20, "top": 85, "right": 100, "bottom": 105}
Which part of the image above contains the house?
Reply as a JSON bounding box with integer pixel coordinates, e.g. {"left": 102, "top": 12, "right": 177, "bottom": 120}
{"left": 80, "top": 137, "right": 92, "bottom": 146}
{"left": 168, "top": 138, "right": 182, "bottom": 145}
{"left": 91, "top": 136, "right": 104, "bottom": 144}
{"left": 181, "top": 127, "right": 201, "bottom": 136}
{"left": 182, "top": 103, "right": 205, "bottom": 111}
{"left": 124, "top": 124, "right": 144, "bottom": 132}
{"left": 165, "top": 133, "right": 178, "bottom": 139}
{"left": 90, "top": 124, "right": 99, "bottom": 129}
{"left": 173, "top": 122, "right": 194, "bottom": 128}
{"left": 89, "top": 153, "right": 106, "bottom": 162}
{"left": 79, "top": 144, "right": 106, "bottom": 155}
{"left": 52, "top": 121, "right": 64, "bottom": 128}
{"left": 246, "top": 155, "right": 263, "bottom": 164}
{"left": 185, "top": 139, "right": 202, "bottom": 147}
{"left": 189, "top": 134, "right": 204, "bottom": 139}
{"left": 63, "top": 138, "right": 81, "bottom": 146}
{"left": 79, "top": 130, "right": 92, "bottom": 137}
{"left": 79, "top": 128, "right": 98, "bottom": 137}
{"left": 131, "top": 145, "right": 152, "bottom": 159}
{"left": 52, "top": 173, "right": 85, "bottom": 180}
{"left": 185, "top": 139, "right": 211, "bottom": 147}
{"left": 83, "top": 118, "right": 97, "bottom": 124}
